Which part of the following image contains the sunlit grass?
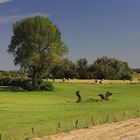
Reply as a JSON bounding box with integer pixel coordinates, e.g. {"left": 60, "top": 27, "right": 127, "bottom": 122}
{"left": 0, "top": 83, "right": 140, "bottom": 139}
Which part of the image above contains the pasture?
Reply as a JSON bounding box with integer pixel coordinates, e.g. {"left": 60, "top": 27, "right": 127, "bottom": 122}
{"left": 0, "top": 82, "right": 140, "bottom": 139}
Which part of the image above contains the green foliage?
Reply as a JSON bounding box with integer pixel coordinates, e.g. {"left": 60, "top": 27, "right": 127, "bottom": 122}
{"left": 20, "top": 79, "right": 33, "bottom": 91}
{"left": 50, "top": 58, "right": 78, "bottom": 79}
{"left": 8, "top": 16, "right": 67, "bottom": 90}
{"left": 0, "top": 77, "right": 13, "bottom": 86}
{"left": 90, "top": 56, "right": 132, "bottom": 80}
{"left": 0, "top": 77, "right": 54, "bottom": 91}
{"left": 76, "top": 58, "right": 90, "bottom": 79}
{"left": 0, "top": 77, "right": 31, "bottom": 90}
{"left": 10, "top": 78, "right": 22, "bottom": 87}
{"left": 0, "top": 70, "right": 27, "bottom": 78}
{"left": 39, "top": 80, "right": 54, "bottom": 91}
{"left": 47, "top": 56, "right": 133, "bottom": 80}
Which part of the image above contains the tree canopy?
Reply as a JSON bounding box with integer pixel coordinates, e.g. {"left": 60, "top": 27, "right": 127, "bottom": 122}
{"left": 76, "top": 58, "right": 89, "bottom": 79}
{"left": 8, "top": 16, "right": 67, "bottom": 90}
{"left": 50, "top": 58, "right": 78, "bottom": 79}
{"left": 91, "top": 56, "right": 132, "bottom": 80}
{"left": 49, "top": 57, "right": 132, "bottom": 80}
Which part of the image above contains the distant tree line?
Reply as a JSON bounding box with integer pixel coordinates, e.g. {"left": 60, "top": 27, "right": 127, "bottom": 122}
{"left": 0, "top": 71, "right": 27, "bottom": 78}
{"left": 132, "top": 68, "right": 140, "bottom": 73}
{"left": 0, "top": 56, "right": 132, "bottom": 80}
{"left": 48, "top": 56, "right": 132, "bottom": 80}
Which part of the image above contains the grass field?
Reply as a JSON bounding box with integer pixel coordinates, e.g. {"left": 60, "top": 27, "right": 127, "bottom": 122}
{"left": 0, "top": 83, "right": 140, "bottom": 139}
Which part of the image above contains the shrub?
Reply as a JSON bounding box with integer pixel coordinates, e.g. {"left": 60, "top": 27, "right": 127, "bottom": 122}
{"left": 84, "top": 98, "right": 100, "bottom": 103}
{"left": 20, "top": 79, "right": 32, "bottom": 91}
{"left": 10, "top": 78, "right": 23, "bottom": 87}
{"left": 39, "top": 81, "right": 54, "bottom": 91}
{"left": 0, "top": 77, "right": 13, "bottom": 86}
{"left": 0, "top": 77, "right": 54, "bottom": 91}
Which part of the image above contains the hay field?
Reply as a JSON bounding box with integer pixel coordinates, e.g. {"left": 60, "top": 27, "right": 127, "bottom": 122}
{"left": 49, "top": 78, "right": 140, "bottom": 84}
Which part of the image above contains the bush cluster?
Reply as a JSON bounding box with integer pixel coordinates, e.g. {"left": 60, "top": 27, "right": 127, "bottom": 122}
{"left": 39, "top": 80, "right": 54, "bottom": 91}
{"left": 0, "top": 77, "right": 54, "bottom": 91}
{"left": 0, "top": 71, "right": 27, "bottom": 78}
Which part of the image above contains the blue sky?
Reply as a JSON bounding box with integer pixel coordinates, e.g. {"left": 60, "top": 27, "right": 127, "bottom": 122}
{"left": 0, "top": 0, "right": 140, "bottom": 70}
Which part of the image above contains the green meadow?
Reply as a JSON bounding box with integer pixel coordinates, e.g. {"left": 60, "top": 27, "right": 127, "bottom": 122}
{"left": 0, "top": 83, "right": 140, "bottom": 139}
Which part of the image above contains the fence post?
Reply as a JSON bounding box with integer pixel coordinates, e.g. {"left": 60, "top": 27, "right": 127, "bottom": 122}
{"left": 106, "top": 115, "right": 110, "bottom": 122}
{"left": 32, "top": 128, "right": 34, "bottom": 135}
{"left": 75, "top": 120, "right": 78, "bottom": 128}
{"left": 91, "top": 117, "right": 94, "bottom": 125}
{"left": 58, "top": 122, "right": 61, "bottom": 129}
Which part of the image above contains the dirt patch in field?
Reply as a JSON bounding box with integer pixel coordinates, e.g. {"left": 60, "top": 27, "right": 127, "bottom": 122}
{"left": 32, "top": 118, "right": 140, "bottom": 140}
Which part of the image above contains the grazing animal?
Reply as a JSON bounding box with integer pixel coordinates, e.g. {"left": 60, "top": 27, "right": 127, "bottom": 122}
{"left": 95, "top": 80, "right": 98, "bottom": 83}
{"left": 62, "top": 78, "right": 66, "bottom": 82}
{"left": 98, "top": 91, "right": 112, "bottom": 100}
{"left": 75, "top": 90, "right": 81, "bottom": 103}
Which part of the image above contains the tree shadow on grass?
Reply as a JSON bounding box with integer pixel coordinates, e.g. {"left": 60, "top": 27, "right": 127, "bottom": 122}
{"left": 0, "top": 86, "right": 25, "bottom": 92}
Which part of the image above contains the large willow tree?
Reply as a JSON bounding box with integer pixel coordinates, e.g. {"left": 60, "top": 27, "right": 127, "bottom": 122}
{"left": 8, "top": 16, "right": 67, "bottom": 90}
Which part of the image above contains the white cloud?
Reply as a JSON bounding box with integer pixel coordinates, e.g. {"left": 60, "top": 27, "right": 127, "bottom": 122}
{"left": 0, "top": 0, "right": 12, "bottom": 4}
{"left": 0, "top": 13, "right": 51, "bottom": 25}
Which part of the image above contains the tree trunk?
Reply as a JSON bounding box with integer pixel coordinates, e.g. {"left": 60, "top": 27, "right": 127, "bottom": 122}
{"left": 32, "top": 71, "right": 40, "bottom": 91}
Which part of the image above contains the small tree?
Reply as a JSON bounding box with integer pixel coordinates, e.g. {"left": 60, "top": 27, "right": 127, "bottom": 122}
{"left": 51, "top": 58, "right": 78, "bottom": 79}
{"left": 8, "top": 16, "right": 67, "bottom": 90}
{"left": 76, "top": 58, "right": 89, "bottom": 79}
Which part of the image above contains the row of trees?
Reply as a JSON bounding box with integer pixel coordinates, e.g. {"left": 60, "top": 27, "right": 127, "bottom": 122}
{"left": 0, "top": 56, "right": 132, "bottom": 80}
{"left": 132, "top": 68, "right": 140, "bottom": 73}
{"left": 49, "top": 56, "right": 132, "bottom": 80}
